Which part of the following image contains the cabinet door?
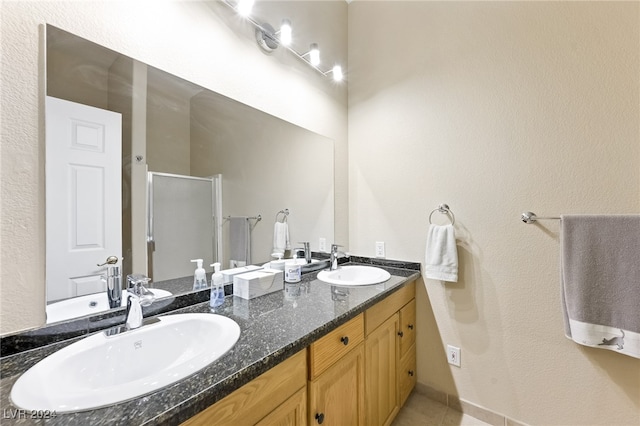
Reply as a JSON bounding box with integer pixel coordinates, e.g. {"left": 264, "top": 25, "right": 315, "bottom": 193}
{"left": 256, "top": 387, "right": 307, "bottom": 426}
{"left": 308, "top": 343, "right": 365, "bottom": 426}
{"left": 365, "top": 313, "right": 399, "bottom": 426}
{"left": 399, "top": 299, "right": 416, "bottom": 359}
{"left": 398, "top": 344, "right": 417, "bottom": 407}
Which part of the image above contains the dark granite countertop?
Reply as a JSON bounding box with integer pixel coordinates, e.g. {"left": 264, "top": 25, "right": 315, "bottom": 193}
{"left": 0, "top": 259, "right": 420, "bottom": 425}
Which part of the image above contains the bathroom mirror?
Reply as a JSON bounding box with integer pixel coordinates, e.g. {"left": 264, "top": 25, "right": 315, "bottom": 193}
{"left": 45, "top": 25, "right": 334, "bottom": 321}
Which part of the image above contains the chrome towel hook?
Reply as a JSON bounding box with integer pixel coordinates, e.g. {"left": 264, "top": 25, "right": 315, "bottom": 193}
{"left": 429, "top": 204, "right": 455, "bottom": 225}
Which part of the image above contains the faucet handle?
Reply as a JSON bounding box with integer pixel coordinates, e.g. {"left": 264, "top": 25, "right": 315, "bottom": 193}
{"left": 127, "top": 274, "right": 154, "bottom": 307}
{"left": 331, "top": 244, "right": 343, "bottom": 252}
{"left": 127, "top": 274, "right": 150, "bottom": 285}
{"left": 127, "top": 274, "right": 150, "bottom": 293}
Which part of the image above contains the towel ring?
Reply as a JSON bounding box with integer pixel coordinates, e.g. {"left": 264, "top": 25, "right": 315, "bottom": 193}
{"left": 428, "top": 204, "right": 455, "bottom": 225}
{"left": 275, "top": 208, "right": 289, "bottom": 223}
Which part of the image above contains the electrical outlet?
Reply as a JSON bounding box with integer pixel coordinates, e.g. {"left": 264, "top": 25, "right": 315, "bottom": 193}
{"left": 447, "top": 345, "right": 461, "bottom": 367}
{"left": 375, "top": 241, "right": 385, "bottom": 258}
{"left": 319, "top": 237, "right": 327, "bottom": 252}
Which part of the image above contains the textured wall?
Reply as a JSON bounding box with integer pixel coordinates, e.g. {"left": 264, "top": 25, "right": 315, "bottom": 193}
{"left": 348, "top": 1, "right": 639, "bottom": 425}
{"left": 0, "top": 0, "right": 347, "bottom": 334}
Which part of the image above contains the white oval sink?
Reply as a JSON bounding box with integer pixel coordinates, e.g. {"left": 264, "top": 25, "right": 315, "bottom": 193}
{"left": 46, "top": 288, "right": 173, "bottom": 323}
{"left": 317, "top": 265, "right": 391, "bottom": 286}
{"left": 11, "top": 313, "right": 240, "bottom": 413}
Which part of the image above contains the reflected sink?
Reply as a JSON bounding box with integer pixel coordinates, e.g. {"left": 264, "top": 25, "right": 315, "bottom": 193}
{"left": 11, "top": 313, "right": 240, "bottom": 413}
{"left": 46, "top": 288, "right": 173, "bottom": 323}
{"left": 317, "top": 265, "right": 391, "bottom": 286}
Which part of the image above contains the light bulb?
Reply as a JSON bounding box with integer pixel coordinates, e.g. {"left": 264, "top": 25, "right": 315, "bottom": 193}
{"left": 309, "top": 43, "right": 320, "bottom": 67}
{"left": 280, "top": 19, "right": 292, "bottom": 46}
{"left": 237, "top": 0, "right": 254, "bottom": 17}
{"left": 332, "top": 65, "right": 343, "bottom": 81}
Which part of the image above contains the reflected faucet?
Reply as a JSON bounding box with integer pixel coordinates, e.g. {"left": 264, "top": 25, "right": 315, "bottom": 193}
{"left": 99, "top": 256, "right": 122, "bottom": 309}
{"left": 124, "top": 274, "right": 154, "bottom": 330}
{"left": 330, "top": 244, "right": 347, "bottom": 270}
{"left": 294, "top": 242, "right": 312, "bottom": 264}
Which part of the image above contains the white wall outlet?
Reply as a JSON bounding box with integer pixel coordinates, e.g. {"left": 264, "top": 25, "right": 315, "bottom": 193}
{"left": 447, "top": 345, "right": 461, "bottom": 367}
{"left": 319, "top": 237, "right": 327, "bottom": 252}
{"left": 375, "top": 241, "right": 385, "bottom": 258}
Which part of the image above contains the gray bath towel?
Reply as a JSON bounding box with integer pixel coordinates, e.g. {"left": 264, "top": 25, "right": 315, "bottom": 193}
{"left": 229, "top": 217, "right": 251, "bottom": 267}
{"left": 561, "top": 215, "right": 640, "bottom": 358}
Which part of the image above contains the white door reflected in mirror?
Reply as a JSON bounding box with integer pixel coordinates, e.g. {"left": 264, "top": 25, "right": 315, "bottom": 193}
{"left": 45, "top": 97, "right": 122, "bottom": 302}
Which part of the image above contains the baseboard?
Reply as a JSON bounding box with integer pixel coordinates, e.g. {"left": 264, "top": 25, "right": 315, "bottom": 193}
{"left": 414, "top": 383, "right": 528, "bottom": 426}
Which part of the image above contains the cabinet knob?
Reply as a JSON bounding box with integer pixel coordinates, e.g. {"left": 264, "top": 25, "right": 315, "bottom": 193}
{"left": 397, "top": 331, "right": 404, "bottom": 337}
{"left": 408, "top": 324, "right": 414, "bottom": 330}
{"left": 340, "top": 336, "right": 349, "bottom": 346}
{"left": 315, "top": 413, "right": 325, "bottom": 424}
{"left": 408, "top": 370, "right": 414, "bottom": 376}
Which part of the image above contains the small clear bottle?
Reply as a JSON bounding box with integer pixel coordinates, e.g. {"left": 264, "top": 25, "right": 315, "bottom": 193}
{"left": 210, "top": 262, "right": 225, "bottom": 308}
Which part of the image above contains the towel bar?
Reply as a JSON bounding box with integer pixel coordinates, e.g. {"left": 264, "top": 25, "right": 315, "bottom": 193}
{"left": 224, "top": 215, "right": 262, "bottom": 222}
{"left": 429, "top": 204, "right": 455, "bottom": 225}
{"left": 521, "top": 211, "right": 561, "bottom": 224}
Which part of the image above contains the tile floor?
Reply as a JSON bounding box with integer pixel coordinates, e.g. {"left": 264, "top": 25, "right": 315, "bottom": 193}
{"left": 392, "top": 391, "right": 492, "bottom": 426}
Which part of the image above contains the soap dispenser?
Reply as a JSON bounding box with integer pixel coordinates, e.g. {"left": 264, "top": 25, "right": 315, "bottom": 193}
{"left": 191, "top": 259, "right": 207, "bottom": 291}
{"left": 210, "top": 262, "right": 225, "bottom": 308}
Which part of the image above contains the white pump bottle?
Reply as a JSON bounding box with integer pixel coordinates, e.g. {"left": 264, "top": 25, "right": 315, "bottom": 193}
{"left": 210, "top": 262, "right": 225, "bottom": 307}
{"left": 191, "top": 259, "right": 207, "bottom": 291}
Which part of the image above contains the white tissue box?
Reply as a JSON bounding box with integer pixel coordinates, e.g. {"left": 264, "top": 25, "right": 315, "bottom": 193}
{"left": 233, "top": 268, "right": 284, "bottom": 300}
{"left": 221, "top": 265, "right": 263, "bottom": 285}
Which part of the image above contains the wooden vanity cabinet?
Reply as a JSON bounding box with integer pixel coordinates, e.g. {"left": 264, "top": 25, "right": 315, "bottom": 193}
{"left": 308, "top": 314, "right": 365, "bottom": 426}
{"left": 364, "top": 281, "right": 416, "bottom": 426}
{"left": 183, "top": 282, "right": 416, "bottom": 426}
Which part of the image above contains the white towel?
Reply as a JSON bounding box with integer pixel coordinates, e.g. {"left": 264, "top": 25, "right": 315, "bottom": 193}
{"left": 425, "top": 224, "right": 458, "bottom": 282}
{"left": 272, "top": 221, "right": 290, "bottom": 255}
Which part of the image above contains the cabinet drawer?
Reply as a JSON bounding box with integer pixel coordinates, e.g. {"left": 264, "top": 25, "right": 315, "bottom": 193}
{"left": 365, "top": 281, "right": 415, "bottom": 336}
{"left": 182, "top": 349, "right": 307, "bottom": 426}
{"left": 398, "top": 344, "right": 416, "bottom": 407}
{"left": 309, "top": 314, "right": 364, "bottom": 379}
{"left": 399, "top": 299, "right": 416, "bottom": 359}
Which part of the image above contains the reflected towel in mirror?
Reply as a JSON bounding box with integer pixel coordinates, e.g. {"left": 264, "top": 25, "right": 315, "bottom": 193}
{"left": 273, "top": 221, "right": 290, "bottom": 255}
{"left": 230, "top": 217, "right": 251, "bottom": 267}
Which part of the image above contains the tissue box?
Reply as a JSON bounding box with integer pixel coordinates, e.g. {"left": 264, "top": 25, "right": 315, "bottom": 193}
{"left": 221, "top": 265, "right": 263, "bottom": 285}
{"left": 233, "top": 268, "right": 284, "bottom": 300}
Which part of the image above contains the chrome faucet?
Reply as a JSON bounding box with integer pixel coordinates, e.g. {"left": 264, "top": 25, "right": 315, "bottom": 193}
{"left": 124, "top": 274, "right": 154, "bottom": 330}
{"left": 330, "top": 244, "right": 347, "bottom": 270}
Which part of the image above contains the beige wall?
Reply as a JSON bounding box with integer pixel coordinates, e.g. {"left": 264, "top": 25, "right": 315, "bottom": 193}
{"left": 348, "top": 1, "right": 639, "bottom": 425}
{"left": 0, "top": 0, "right": 347, "bottom": 334}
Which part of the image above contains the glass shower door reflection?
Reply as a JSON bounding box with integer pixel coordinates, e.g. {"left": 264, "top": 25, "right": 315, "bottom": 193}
{"left": 147, "top": 172, "right": 221, "bottom": 282}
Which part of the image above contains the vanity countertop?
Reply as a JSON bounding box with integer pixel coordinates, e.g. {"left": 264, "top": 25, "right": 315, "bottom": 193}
{"left": 0, "top": 260, "right": 420, "bottom": 425}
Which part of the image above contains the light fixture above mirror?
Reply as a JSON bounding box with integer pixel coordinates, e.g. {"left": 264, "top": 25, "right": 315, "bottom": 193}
{"left": 225, "top": 0, "right": 344, "bottom": 82}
